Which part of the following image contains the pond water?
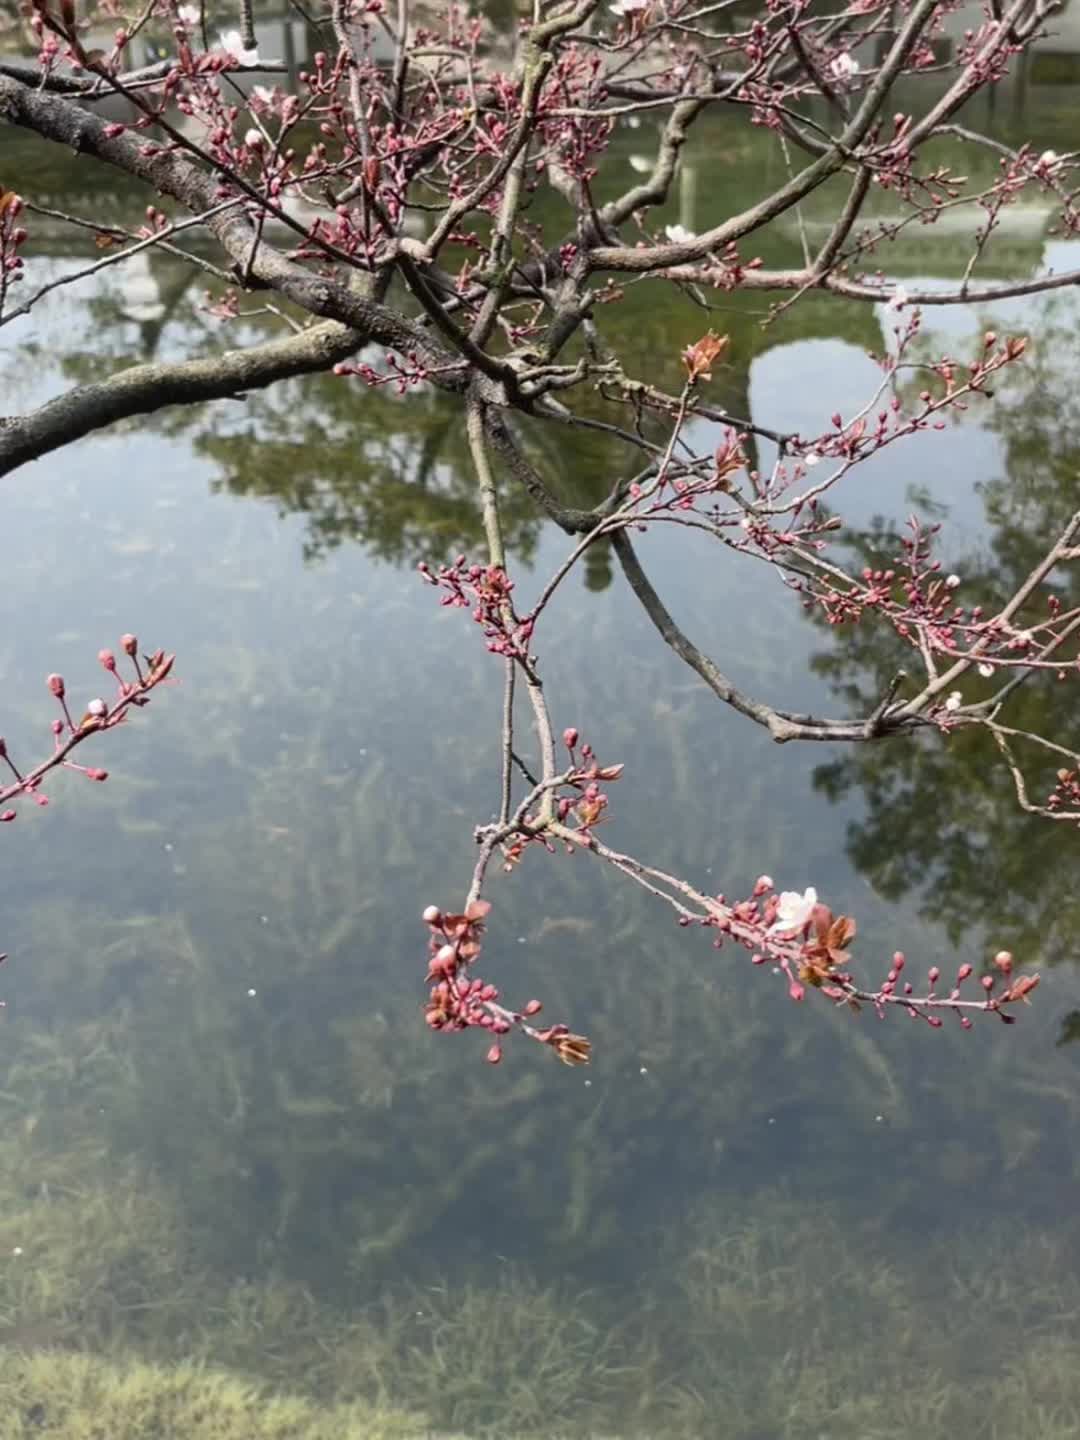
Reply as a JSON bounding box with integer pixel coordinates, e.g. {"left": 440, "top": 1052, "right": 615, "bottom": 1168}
{"left": 2, "top": 42, "right": 1080, "bottom": 1440}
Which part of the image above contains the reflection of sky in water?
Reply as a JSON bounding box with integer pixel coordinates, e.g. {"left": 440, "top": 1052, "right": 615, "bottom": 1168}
{"left": 4, "top": 106, "right": 1080, "bottom": 1440}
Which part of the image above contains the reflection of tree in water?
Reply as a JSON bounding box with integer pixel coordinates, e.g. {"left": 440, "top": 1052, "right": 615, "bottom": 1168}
{"left": 199, "top": 280, "right": 884, "bottom": 571}
{"left": 202, "top": 381, "right": 544, "bottom": 567}
{"left": 808, "top": 304, "right": 1080, "bottom": 979}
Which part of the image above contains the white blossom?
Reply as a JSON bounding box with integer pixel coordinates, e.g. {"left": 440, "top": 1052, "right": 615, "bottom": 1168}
{"left": 664, "top": 223, "right": 695, "bottom": 244}
{"left": 803, "top": 450, "right": 822, "bottom": 468}
{"left": 177, "top": 4, "right": 200, "bottom": 25}
{"left": 610, "top": 0, "right": 648, "bottom": 13}
{"left": 218, "top": 30, "right": 259, "bottom": 65}
{"left": 945, "top": 573, "right": 960, "bottom": 588}
{"left": 769, "top": 886, "right": 818, "bottom": 936}
{"left": 1038, "top": 150, "right": 1060, "bottom": 169}
{"left": 244, "top": 128, "right": 264, "bottom": 148}
{"left": 829, "top": 52, "right": 860, "bottom": 81}
{"left": 628, "top": 154, "right": 651, "bottom": 174}
{"left": 251, "top": 84, "right": 277, "bottom": 107}
{"left": 944, "top": 691, "right": 963, "bottom": 712}
{"left": 886, "top": 284, "right": 909, "bottom": 312}
{"left": 978, "top": 662, "right": 995, "bottom": 678}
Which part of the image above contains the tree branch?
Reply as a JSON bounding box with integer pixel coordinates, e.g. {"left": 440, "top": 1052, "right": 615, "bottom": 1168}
{"left": 0, "top": 321, "right": 363, "bottom": 477}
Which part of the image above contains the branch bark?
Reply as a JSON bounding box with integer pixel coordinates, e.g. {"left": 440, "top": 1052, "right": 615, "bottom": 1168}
{"left": 0, "top": 321, "right": 362, "bottom": 476}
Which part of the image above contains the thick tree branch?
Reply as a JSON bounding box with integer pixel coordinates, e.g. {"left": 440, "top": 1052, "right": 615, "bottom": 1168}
{"left": 0, "top": 321, "right": 362, "bottom": 476}
{"left": 585, "top": 0, "right": 942, "bottom": 274}
{"left": 0, "top": 75, "right": 480, "bottom": 396}
{"left": 611, "top": 530, "right": 918, "bottom": 743}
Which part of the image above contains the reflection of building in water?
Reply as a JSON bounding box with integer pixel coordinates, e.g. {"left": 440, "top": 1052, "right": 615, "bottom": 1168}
{"left": 940, "top": 0, "right": 1080, "bottom": 72}
{"left": 117, "top": 250, "right": 166, "bottom": 325}
{"left": 908, "top": 0, "right": 1080, "bottom": 133}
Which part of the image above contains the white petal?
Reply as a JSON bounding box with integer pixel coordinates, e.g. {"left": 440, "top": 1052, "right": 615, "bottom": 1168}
{"left": 770, "top": 885, "right": 817, "bottom": 934}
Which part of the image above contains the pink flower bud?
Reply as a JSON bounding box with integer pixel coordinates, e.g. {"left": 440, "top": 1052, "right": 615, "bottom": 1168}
{"left": 926, "top": 1015, "right": 943, "bottom": 1028}
{"left": 47, "top": 673, "right": 65, "bottom": 698}
{"left": 788, "top": 980, "right": 805, "bottom": 1002}
{"left": 753, "top": 875, "right": 774, "bottom": 896}
{"left": 981, "top": 974, "right": 994, "bottom": 991}
{"left": 927, "top": 965, "right": 940, "bottom": 986}
{"left": 956, "top": 963, "right": 973, "bottom": 982}
{"left": 51, "top": 719, "right": 63, "bottom": 736}
{"left": 0, "top": 737, "right": 6, "bottom": 758}
{"left": 422, "top": 905, "right": 442, "bottom": 925}
{"left": 892, "top": 951, "right": 905, "bottom": 971}
{"left": 563, "top": 727, "right": 579, "bottom": 750}
{"left": 523, "top": 999, "right": 542, "bottom": 1016}
{"left": 86, "top": 769, "right": 108, "bottom": 782}
{"left": 98, "top": 649, "right": 117, "bottom": 672}
{"left": 994, "top": 950, "right": 1013, "bottom": 975}
{"left": 121, "top": 634, "right": 138, "bottom": 656}
{"left": 960, "top": 1016, "right": 973, "bottom": 1029}
{"left": 0, "top": 811, "right": 15, "bottom": 822}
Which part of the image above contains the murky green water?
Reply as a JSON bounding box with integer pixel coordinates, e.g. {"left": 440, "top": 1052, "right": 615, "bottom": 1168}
{"left": 2, "top": 37, "right": 1080, "bottom": 1440}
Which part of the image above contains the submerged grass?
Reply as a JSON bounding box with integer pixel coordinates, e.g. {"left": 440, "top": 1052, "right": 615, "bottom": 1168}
{"left": 3, "top": 1149, "right": 1080, "bottom": 1437}
{"left": 0, "top": 1351, "right": 423, "bottom": 1440}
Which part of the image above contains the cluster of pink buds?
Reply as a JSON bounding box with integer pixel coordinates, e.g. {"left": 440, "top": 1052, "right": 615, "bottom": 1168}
{"left": 0, "top": 636, "right": 175, "bottom": 1005}
{"left": 0, "top": 635, "right": 175, "bottom": 818}
{"left": 333, "top": 351, "right": 432, "bottom": 394}
{"left": 1048, "top": 768, "right": 1080, "bottom": 816}
{"left": 422, "top": 901, "right": 589, "bottom": 1066}
{"left": 556, "top": 727, "right": 624, "bottom": 835}
{"left": 418, "top": 557, "right": 534, "bottom": 659}
{"left": 699, "top": 879, "right": 1040, "bottom": 1029}
{"left": 0, "top": 188, "right": 28, "bottom": 317}
{"left": 802, "top": 513, "right": 1075, "bottom": 692}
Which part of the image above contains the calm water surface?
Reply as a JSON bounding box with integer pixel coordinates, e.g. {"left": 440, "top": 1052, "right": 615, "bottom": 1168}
{"left": 2, "top": 51, "right": 1080, "bottom": 1440}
